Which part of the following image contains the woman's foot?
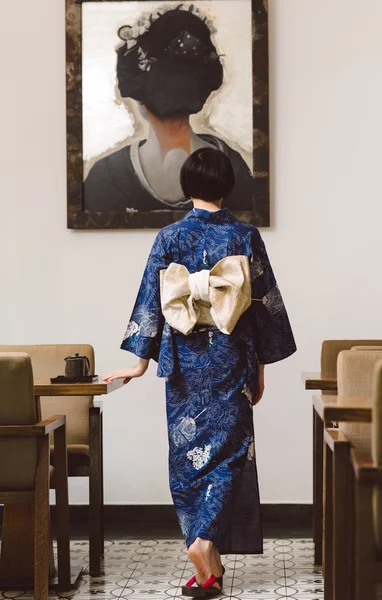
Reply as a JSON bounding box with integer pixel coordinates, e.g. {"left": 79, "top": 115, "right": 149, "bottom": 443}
{"left": 187, "top": 538, "right": 223, "bottom": 590}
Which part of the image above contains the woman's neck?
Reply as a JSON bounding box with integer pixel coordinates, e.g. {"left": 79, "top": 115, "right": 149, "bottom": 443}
{"left": 138, "top": 109, "right": 215, "bottom": 203}
{"left": 192, "top": 199, "right": 222, "bottom": 212}
{"left": 145, "top": 110, "right": 191, "bottom": 157}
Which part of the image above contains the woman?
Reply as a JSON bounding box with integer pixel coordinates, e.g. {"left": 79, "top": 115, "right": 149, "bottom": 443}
{"left": 84, "top": 4, "right": 253, "bottom": 213}
{"left": 103, "top": 148, "right": 296, "bottom": 597}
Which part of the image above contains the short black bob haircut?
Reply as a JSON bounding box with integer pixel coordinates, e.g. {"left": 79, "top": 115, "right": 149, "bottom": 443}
{"left": 180, "top": 148, "right": 235, "bottom": 202}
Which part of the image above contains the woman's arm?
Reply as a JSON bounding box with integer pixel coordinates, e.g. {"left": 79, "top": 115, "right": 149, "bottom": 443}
{"left": 250, "top": 229, "right": 296, "bottom": 365}
{"left": 251, "top": 364, "right": 265, "bottom": 406}
{"left": 102, "top": 358, "right": 149, "bottom": 384}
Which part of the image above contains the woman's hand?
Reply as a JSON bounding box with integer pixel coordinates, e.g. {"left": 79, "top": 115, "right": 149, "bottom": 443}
{"left": 251, "top": 364, "right": 265, "bottom": 406}
{"left": 102, "top": 358, "right": 149, "bottom": 385}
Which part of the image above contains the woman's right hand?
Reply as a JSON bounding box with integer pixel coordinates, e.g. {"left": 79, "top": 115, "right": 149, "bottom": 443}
{"left": 102, "top": 359, "right": 149, "bottom": 384}
{"left": 251, "top": 364, "right": 265, "bottom": 406}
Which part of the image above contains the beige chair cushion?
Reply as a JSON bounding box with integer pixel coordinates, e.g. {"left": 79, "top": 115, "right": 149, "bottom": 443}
{"left": 372, "top": 361, "right": 382, "bottom": 555}
{"left": 337, "top": 350, "right": 382, "bottom": 451}
{"left": 0, "top": 353, "right": 37, "bottom": 491}
{"left": 0, "top": 345, "right": 95, "bottom": 445}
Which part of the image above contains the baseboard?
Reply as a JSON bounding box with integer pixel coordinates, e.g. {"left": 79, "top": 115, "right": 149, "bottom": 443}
{"left": 261, "top": 504, "right": 312, "bottom": 527}
{"left": 0, "top": 504, "right": 312, "bottom": 532}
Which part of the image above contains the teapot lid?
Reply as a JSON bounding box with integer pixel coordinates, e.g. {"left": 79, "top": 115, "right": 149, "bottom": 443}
{"left": 65, "top": 353, "right": 86, "bottom": 360}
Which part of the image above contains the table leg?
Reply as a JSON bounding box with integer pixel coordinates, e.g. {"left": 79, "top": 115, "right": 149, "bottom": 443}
{"left": 313, "top": 407, "right": 324, "bottom": 566}
{"left": 312, "top": 407, "right": 316, "bottom": 549}
{"left": 333, "top": 442, "right": 351, "bottom": 600}
{"left": 89, "top": 407, "right": 102, "bottom": 577}
{"left": 323, "top": 442, "right": 333, "bottom": 600}
{"left": 354, "top": 483, "right": 375, "bottom": 600}
{"left": 349, "top": 466, "right": 356, "bottom": 600}
{"left": 100, "top": 412, "right": 105, "bottom": 557}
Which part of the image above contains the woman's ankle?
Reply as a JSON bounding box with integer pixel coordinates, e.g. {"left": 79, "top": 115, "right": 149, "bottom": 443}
{"left": 187, "top": 538, "right": 222, "bottom": 589}
{"left": 188, "top": 537, "right": 212, "bottom": 556}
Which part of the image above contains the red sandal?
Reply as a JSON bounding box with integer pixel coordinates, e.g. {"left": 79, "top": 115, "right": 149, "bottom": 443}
{"left": 182, "top": 574, "right": 222, "bottom": 597}
{"left": 199, "top": 566, "right": 225, "bottom": 589}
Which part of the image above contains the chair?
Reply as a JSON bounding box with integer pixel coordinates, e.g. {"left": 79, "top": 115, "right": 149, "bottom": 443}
{"left": 0, "top": 344, "right": 104, "bottom": 576}
{"left": 0, "top": 352, "right": 70, "bottom": 598}
{"left": 313, "top": 339, "right": 382, "bottom": 567}
{"left": 351, "top": 360, "right": 382, "bottom": 600}
{"left": 323, "top": 349, "right": 382, "bottom": 600}
{"left": 321, "top": 339, "right": 382, "bottom": 383}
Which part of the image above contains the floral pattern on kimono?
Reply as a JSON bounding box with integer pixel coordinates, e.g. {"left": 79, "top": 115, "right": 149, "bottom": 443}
{"left": 121, "top": 207, "right": 296, "bottom": 553}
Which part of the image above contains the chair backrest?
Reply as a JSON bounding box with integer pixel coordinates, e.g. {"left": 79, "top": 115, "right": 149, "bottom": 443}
{"left": 337, "top": 350, "right": 382, "bottom": 451}
{"left": 321, "top": 340, "right": 382, "bottom": 375}
{"left": 0, "top": 345, "right": 95, "bottom": 446}
{"left": 351, "top": 346, "right": 382, "bottom": 351}
{"left": 0, "top": 353, "right": 37, "bottom": 491}
{"left": 372, "top": 361, "right": 382, "bottom": 557}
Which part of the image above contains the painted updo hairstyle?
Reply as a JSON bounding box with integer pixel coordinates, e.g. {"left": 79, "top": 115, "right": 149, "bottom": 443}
{"left": 116, "top": 5, "right": 224, "bottom": 119}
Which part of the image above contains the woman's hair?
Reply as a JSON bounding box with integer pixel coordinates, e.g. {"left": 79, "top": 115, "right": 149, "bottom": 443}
{"left": 116, "top": 7, "right": 223, "bottom": 118}
{"left": 180, "top": 148, "right": 235, "bottom": 201}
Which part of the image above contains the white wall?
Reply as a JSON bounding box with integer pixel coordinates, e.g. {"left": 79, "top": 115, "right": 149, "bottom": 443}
{"left": 1, "top": 0, "right": 382, "bottom": 504}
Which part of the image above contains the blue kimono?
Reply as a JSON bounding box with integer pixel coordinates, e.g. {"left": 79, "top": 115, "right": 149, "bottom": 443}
{"left": 121, "top": 207, "right": 296, "bottom": 554}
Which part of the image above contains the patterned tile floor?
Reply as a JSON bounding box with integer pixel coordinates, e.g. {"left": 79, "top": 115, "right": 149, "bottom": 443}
{"left": 0, "top": 538, "right": 324, "bottom": 600}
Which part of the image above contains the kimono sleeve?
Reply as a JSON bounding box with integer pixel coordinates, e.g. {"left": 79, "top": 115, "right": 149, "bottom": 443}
{"left": 120, "top": 231, "right": 170, "bottom": 362}
{"left": 250, "top": 229, "right": 296, "bottom": 365}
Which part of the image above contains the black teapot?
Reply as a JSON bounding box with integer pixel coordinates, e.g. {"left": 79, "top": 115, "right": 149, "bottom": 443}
{"left": 65, "top": 353, "right": 90, "bottom": 380}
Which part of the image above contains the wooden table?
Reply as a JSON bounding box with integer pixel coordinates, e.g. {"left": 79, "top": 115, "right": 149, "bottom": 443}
{"left": 0, "top": 378, "right": 123, "bottom": 590}
{"left": 303, "top": 371, "right": 338, "bottom": 392}
{"left": 311, "top": 392, "right": 372, "bottom": 573}
{"left": 315, "top": 395, "right": 372, "bottom": 600}
{"left": 34, "top": 378, "right": 123, "bottom": 398}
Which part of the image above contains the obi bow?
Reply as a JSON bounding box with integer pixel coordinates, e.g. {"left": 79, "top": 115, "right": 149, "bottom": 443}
{"left": 160, "top": 255, "right": 251, "bottom": 336}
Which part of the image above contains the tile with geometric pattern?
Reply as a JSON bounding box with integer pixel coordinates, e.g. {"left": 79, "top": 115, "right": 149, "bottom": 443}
{"left": 0, "top": 538, "right": 325, "bottom": 600}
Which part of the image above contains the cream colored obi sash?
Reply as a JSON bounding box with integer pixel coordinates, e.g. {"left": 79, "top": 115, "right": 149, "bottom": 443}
{"left": 160, "top": 255, "right": 251, "bottom": 336}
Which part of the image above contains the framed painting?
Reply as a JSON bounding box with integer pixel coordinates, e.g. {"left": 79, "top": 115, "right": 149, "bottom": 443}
{"left": 66, "top": 0, "right": 269, "bottom": 229}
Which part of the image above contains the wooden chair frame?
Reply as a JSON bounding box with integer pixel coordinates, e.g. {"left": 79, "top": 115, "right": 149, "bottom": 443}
{"left": 0, "top": 345, "right": 104, "bottom": 576}
{"left": 0, "top": 416, "right": 70, "bottom": 598}
{"left": 323, "top": 428, "right": 353, "bottom": 600}
{"left": 351, "top": 449, "right": 382, "bottom": 600}
{"left": 313, "top": 339, "right": 382, "bottom": 567}
{"left": 324, "top": 430, "right": 382, "bottom": 600}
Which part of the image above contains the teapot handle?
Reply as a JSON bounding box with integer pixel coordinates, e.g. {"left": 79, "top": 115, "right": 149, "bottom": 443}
{"left": 85, "top": 356, "right": 91, "bottom": 375}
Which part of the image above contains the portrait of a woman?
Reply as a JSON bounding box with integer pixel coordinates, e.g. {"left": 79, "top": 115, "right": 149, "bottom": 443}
{"left": 83, "top": 4, "right": 254, "bottom": 213}
{"left": 103, "top": 148, "right": 296, "bottom": 596}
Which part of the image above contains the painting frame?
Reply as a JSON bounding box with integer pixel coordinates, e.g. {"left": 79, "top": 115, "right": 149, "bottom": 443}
{"left": 66, "top": 0, "right": 270, "bottom": 229}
